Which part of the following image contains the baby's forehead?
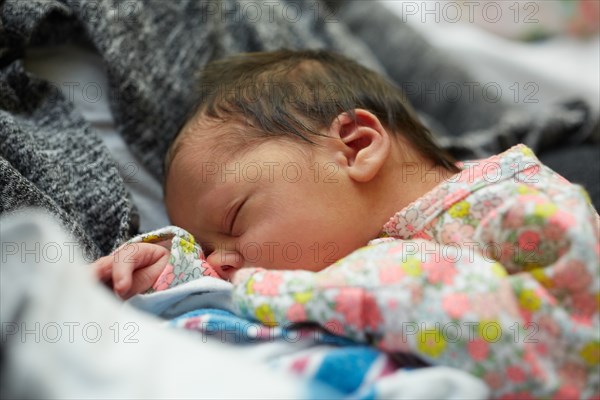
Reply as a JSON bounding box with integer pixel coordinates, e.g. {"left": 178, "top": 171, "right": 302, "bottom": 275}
{"left": 173, "top": 116, "right": 241, "bottom": 156}
{"left": 180, "top": 112, "right": 235, "bottom": 141}
{"left": 184, "top": 113, "right": 261, "bottom": 145}
{"left": 168, "top": 109, "right": 323, "bottom": 184}
{"left": 179, "top": 114, "right": 296, "bottom": 156}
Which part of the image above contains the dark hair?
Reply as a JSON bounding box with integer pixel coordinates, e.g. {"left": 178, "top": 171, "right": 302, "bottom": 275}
{"left": 164, "top": 49, "right": 459, "bottom": 177}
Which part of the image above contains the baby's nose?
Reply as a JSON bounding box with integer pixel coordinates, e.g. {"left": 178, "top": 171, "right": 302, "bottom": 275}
{"left": 206, "top": 250, "right": 244, "bottom": 281}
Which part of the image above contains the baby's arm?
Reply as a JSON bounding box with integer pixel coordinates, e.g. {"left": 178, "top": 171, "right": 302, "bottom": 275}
{"left": 476, "top": 181, "right": 600, "bottom": 319}
{"left": 92, "top": 226, "right": 222, "bottom": 299}
{"left": 230, "top": 239, "right": 519, "bottom": 353}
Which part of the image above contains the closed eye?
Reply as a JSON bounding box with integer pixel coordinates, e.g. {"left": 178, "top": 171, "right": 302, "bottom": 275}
{"left": 230, "top": 197, "right": 247, "bottom": 236}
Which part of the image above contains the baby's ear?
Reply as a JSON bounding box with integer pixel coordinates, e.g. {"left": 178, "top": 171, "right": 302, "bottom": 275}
{"left": 328, "top": 109, "right": 391, "bottom": 183}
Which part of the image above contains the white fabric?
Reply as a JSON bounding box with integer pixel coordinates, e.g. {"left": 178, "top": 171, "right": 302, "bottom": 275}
{"left": 127, "top": 277, "right": 234, "bottom": 319}
{"left": 373, "top": 367, "right": 489, "bottom": 399}
{"left": 0, "top": 209, "right": 312, "bottom": 399}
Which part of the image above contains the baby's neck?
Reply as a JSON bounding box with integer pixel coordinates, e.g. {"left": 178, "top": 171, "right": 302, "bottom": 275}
{"left": 373, "top": 160, "right": 455, "bottom": 232}
{"left": 404, "top": 161, "right": 453, "bottom": 204}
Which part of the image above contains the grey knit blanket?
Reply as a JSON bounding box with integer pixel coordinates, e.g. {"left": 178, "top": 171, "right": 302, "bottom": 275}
{"left": 1, "top": 0, "right": 597, "bottom": 260}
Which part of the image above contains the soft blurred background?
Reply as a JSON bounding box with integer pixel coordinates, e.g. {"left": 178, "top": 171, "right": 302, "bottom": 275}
{"left": 380, "top": 0, "right": 600, "bottom": 111}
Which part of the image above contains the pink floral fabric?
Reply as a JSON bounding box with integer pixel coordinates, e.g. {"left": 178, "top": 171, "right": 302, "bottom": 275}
{"left": 228, "top": 145, "right": 600, "bottom": 399}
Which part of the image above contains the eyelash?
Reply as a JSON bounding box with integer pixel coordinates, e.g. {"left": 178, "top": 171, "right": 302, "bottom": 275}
{"left": 229, "top": 199, "right": 246, "bottom": 236}
{"left": 228, "top": 210, "right": 237, "bottom": 234}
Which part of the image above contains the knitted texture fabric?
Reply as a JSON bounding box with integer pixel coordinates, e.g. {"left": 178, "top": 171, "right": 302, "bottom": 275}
{"left": 1, "top": 0, "right": 597, "bottom": 259}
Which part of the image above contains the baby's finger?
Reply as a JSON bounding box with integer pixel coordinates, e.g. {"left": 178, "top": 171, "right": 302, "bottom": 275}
{"left": 110, "top": 243, "right": 141, "bottom": 297}
{"left": 125, "top": 253, "right": 170, "bottom": 299}
{"left": 91, "top": 255, "right": 114, "bottom": 282}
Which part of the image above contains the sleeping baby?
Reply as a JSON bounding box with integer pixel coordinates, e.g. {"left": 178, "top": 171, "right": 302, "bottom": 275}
{"left": 92, "top": 49, "right": 600, "bottom": 398}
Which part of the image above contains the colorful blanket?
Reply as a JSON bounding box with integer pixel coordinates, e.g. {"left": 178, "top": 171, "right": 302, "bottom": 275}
{"left": 129, "top": 283, "right": 488, "bottom": 399}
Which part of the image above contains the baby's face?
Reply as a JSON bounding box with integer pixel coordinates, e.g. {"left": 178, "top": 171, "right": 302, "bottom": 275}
{"left": 165, "top": 124, "right": 379, "bottom": 280}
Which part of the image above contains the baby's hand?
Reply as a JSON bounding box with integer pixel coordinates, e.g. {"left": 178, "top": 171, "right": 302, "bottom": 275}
{"left": 91, "top": 243, "right": 170, "bottom": 300}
